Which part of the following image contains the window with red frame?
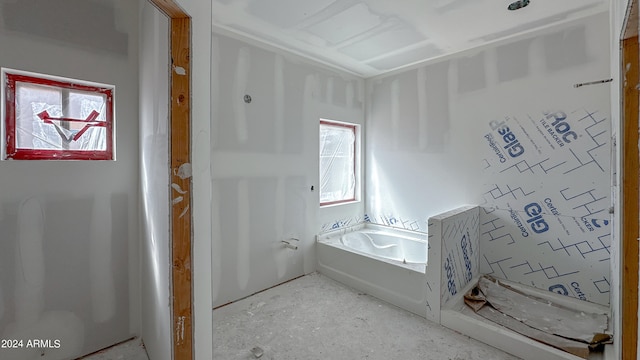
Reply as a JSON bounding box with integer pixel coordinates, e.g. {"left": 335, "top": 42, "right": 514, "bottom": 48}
{"left": 319, "top": 119, "right": 358, "bottom": 206}
{"left": 2, "top": 69, "right": 114, "bottom": 160}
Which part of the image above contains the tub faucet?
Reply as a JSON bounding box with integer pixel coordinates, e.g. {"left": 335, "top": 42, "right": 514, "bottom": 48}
{"left": 281, "top": 239, "right": 298, "bottom": 250}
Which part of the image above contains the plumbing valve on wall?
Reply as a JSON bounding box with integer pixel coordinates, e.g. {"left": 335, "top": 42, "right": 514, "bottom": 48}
{"left": 281, "top": 238, "right": 299, "bottom": 250}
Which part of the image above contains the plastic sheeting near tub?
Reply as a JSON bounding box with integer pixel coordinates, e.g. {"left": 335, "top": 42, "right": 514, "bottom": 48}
{"left": 464, "top": 275, "right": 611, "bottom": 359}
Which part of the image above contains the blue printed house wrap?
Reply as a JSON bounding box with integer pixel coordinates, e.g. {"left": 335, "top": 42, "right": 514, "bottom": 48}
{"left": 428, "top": 206, "right": 480, "bottom": 313}
{"left": 480, "top": 107, "right": 611, "bottom": 306}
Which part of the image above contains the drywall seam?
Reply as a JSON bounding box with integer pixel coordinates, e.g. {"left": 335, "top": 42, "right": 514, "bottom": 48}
{"left": 15, "top": 197, "right": 45, "bottom": 328}
{"left": 233, "top": 47, "right": 250, "bottom": 144}
{"left": 274, "top": 177, "right": 286, "bottom": 278}
{"left": 326, "top": 77, "right": 334, "bottom": 105}
{"left": 529, "top": 37, "right": 546, "bottom": 75}
{"left": 390, "top": 78, "right": 400, "bottom": 150}
{"left": 346, "top": 80, "right": 355, "bottom": 109}
{"left": 237, "top": 179, "right": 250, "bottom": 290}
{"left": 274, "top": 54, "right": 285, "bottom": 153}
{"left": 484, "top": 48, "right": 498, "bottom": 89}
{"left": 211, "top": 35, "right": 221, "bottom": 148}
{"left": 211, "top": 182, "right": 222, "bottom": 303}
{"left": 417, "top": 67, "right": 428, "bottom": 150}
{"left": 90, "top": 193, "right": 116, "bottom": 323}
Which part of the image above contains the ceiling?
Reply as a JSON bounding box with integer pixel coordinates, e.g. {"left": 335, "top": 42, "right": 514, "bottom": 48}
{"left": 211, "top": 0, "right": 609, "bottom": 78}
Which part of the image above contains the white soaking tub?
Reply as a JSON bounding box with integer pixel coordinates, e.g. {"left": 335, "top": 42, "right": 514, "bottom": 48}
{"left": 316, "top": 224, "right": 428, "bottom": 317}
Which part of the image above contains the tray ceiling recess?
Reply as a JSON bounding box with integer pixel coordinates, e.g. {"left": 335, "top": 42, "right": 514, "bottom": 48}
{"left": 211, "top": 0, "right": 608, "bottom": 78}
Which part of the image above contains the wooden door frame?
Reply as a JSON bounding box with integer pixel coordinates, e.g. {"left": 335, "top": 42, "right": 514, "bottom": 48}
{"left": 622, "top": 1, "right": 639, "bottom": 359}
{"left": 146, "top": 1, "right": 193, "bottom": 359}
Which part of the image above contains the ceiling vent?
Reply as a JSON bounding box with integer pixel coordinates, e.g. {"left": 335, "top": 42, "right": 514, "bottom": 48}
{"left": 508, "top": 0, "right": 530, "bottom": 11}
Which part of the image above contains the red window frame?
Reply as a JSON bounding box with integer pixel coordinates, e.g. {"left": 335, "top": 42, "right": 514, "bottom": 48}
{"left": 4, "top": 72, "right": 114, "bottom": 160}
{"left": 319, "top": 119, "right": 358, "bottom": 207}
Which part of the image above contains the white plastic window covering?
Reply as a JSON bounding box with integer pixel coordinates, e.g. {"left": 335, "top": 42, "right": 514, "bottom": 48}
{"left": 16, "top": 82, "right": 107, "bottom": 151}
{"left": 320, "top": 122, "right": 356, "bottom": 205}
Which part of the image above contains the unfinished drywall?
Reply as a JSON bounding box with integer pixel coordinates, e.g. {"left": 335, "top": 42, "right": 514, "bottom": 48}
{"left": 0, "top": 0, "right": 139, "bottom": 358}
{"left": 366, "top": 11, "right": 612, "bottom": 305}
{"left": 139, "top": 2, "right": 170, "bottom": 360}
{"left": 210, "top": 0, "right": 609, "bottom": 77}
{"left": 210, "top": 29, "right": 365, "bottom": 307}
{"left": 609, "top": 1, "right": 628, "bottom": 357}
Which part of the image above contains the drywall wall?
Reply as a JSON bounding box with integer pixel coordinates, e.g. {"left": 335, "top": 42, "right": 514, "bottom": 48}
{"left": 210, "top": 29, "right": 365, "bottom": 307}
{"left": 610, "top": 0, "right": 629, "bottom": 357}
{"left": 0, "top": 0, "right": 139, "bottom": 358}
{"left": 139, "top": 2, "right": 170, "bottom": 360}
{"left": 366, "top": 11, "right": 612, "bottom": 305}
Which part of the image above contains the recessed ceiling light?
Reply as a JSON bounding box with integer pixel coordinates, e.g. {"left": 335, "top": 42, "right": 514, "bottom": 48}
{"left": 508, "top": 0, "right": 530, "bottom": 11}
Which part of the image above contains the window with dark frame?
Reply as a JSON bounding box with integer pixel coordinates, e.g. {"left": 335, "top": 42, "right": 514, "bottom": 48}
{"left": 3, "top": 70, "right": 114, "bottom": 160}
{"left": 319, "top": 119, "right": 358, "bottom": 206}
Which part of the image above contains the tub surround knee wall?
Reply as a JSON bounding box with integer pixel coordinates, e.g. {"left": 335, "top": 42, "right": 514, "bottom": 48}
{"left": 426, "top": 206, "right": 480, "bottom": 323}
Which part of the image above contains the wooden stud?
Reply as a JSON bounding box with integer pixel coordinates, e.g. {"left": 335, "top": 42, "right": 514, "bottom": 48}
{"left": 146, "top": 1, "right": 193, "bottom": 360}
{"left": 621, "top": 32, "right": 639, "bottom": 360}
{"left": 623, "top": 0, "right": 638, "bottom": 40}
{"left": 169, "top": 16, "right": 193, "bottom": 360}
{"left": 148, "top": 0, "right": 188, "bottom": 18}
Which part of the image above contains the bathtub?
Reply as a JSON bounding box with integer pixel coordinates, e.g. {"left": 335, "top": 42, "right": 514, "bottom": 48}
{"left": 316, "top": 224, "right": 429, "bottom": 317}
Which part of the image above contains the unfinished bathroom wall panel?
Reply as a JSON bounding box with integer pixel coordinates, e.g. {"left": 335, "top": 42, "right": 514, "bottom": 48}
{"left": 1, "top": 0, "right": 128, "bottom": 56}
{"left": 478, "top": 13, "right": 611, "bottom": 306}
{"left": 139, "top": 2, "right": 171, "bottom": 360}
{"left": 0, "top": 0, "right": 139, "bottom": 357}
{"left": 366, "top": 60, "right": 470, "bottom": 233}
{"left": 366, "top": 11, "right": 611, "bottom": 304}
{"left": 211, "top": 31, "right": 364, "bottom": 307}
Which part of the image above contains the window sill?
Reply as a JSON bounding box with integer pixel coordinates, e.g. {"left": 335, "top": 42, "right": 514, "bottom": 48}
{"left": 320, "top": 199, "right": 361, "bottom": 209}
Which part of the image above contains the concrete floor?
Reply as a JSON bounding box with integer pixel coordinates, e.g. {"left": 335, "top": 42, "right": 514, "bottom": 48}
{"left": 78, "top": 338, "right": 148, "bottom": 360}
{"left": 82, "top": 273, "right": 522, "bottom": 359}
{"left": 214, "top": 272, "right": 521, "bottom": 360}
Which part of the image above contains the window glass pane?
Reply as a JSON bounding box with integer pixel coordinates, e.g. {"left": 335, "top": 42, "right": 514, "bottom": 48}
{"left": 16, "top": 82, "right": 62, "bottom": 149}
{"left": 68, "top": 91, "right": 107, "bottom": 151}
{"left": 320, "top": 123, "right": 356, "bottom": 204}
{"left": 15, "top": 82, "right": 107, "bottom": 152}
